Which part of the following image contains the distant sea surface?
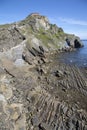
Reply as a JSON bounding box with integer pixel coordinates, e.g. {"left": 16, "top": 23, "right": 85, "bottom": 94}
{"left": 57, "top": 40, "right": 87, "bottom": 67}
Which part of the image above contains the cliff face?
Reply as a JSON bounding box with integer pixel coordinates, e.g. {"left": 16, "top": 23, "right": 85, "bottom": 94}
{"left": 0, "top": 13, "right": 86, "bottom": 130}
{"left": 18, "top": 13, "right": 67, "bottom": 51}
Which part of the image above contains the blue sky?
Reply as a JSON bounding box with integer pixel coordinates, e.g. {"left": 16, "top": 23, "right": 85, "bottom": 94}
{"left": 0, "top": 0, "right": 87, "bottom": 39}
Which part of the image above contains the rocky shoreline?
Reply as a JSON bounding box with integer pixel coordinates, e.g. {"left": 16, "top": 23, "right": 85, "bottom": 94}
{"left": 0, "top": 47, "right": 87, "bottom": 130}
{"left": 0, "top": 13, "right": 87, "bottom": 130}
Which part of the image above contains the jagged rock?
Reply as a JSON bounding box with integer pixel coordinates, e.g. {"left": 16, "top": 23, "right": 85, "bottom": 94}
{"left": 66, "top": 37, "right": 84, "bottom": 48}
{"left": 22, "top": 52, "right": 33, "bottom": 65}
{"left": 25, "top": 13, "right": 50, "bottom": 31}
{"left": 55, "top": 70, "right": 64, "bottom": 77}
{"left": 74, "top": 39, "right": 84, "bottom": 48}
{"left": 0, "top": 87, "right": 26, "bottom": 130}
{"left": 0, "top": 13, "right": 86, "bottom": 130}
{"left": 0, "top": 27, "right": 25, "bottom": 51}
{"left": 28, "top": 47, "right": 45, "bottom": 58}
{"left": 36, "top": 66, "right": 44, "bottom": 75}
{"left": 39, "top": 45, "right": 44, "bottom": 53}
{"left": 31, "top": 116, "right": 40, "bottom": 126}
{"left": 38, "top": 123, "right": 52, "bottom": 130}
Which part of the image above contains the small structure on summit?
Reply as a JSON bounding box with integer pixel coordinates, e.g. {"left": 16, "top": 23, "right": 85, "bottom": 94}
{"left": 30, "top": 13, "right": 40, "bottom": 16}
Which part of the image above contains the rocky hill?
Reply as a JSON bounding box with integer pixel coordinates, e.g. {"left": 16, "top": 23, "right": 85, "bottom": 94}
{"left": 0, "top": 13, "right": 87, "bottom": 130}
{"left": 0, "top": 13, "right": 83, "bottom": 52}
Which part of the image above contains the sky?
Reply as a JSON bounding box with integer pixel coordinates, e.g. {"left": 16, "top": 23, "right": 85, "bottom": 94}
{"left": 0, "top": 0, "right": 87, "bottom": 39}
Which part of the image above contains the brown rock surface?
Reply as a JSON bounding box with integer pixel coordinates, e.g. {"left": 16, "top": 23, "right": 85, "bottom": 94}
{"left": 0, "top": 13, "right": 86, "bottom": 130}
{"left": 0, "top": 51, "right": 87, "bottom": 130}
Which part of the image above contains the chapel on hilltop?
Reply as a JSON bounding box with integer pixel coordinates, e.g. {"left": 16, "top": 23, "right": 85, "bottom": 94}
{"left": 30, "top": 13, "right": 40, "bottom": 16}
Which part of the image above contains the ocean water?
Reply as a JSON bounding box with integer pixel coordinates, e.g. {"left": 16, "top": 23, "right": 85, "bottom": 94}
{"left": 57, "top": 40, "right": 87, "bottom": 67}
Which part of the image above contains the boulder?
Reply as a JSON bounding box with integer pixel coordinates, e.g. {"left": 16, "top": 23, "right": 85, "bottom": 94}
{"left": 74, "top": 39, "right": 84, "bottom": 48}
{"left": 66, "top": 37, "right": 84, "bottom": 48}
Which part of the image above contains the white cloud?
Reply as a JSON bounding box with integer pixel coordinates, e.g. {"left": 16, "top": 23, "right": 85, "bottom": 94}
{"left": 59, "top": 17, "right": 87, "bottom": 26}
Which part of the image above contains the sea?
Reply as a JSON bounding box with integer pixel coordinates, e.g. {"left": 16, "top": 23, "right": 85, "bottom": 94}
{"left": 57, "top": 40, "right": 87, "bottom": 67}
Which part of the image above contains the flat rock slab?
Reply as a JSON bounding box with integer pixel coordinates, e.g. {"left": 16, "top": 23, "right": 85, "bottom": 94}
{"left": 1, "top": 57, "right": 25, "bottom": 78}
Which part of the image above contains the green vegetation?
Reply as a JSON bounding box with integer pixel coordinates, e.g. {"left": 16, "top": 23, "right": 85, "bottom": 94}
{"left": 36, "top": 33, "right": 51, "bottom": 47}
{"left": 19, "top": 14, "right": 67, "bottom": 49}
